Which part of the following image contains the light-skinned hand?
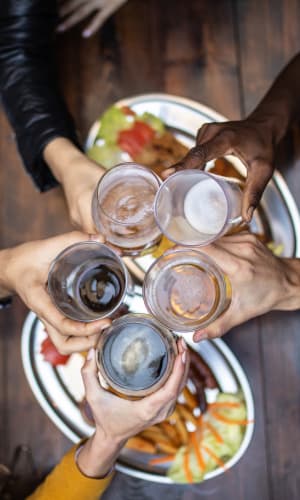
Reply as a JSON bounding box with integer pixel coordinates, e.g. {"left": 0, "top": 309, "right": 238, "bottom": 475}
{"left": 1, "top": 231, "right": 111, "bottom": 354}
{"left": 57, "top": 0, "right": 128, "bottom": 38}
{"left": 77, "top": 339, "right": 189, "bottom": 477}
{"left": 192, "top": 232, "right": 300, "bottom": 342}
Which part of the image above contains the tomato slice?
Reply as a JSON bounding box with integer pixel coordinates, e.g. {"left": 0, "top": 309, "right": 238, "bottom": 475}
{"left": 133, "top": 121, "right": 155, "bottom": 143}
{"left": 41, "top": 336, "right": 70, "bottom": 366}
{"left": 117, "top": 121, "right": 155, "bottom": 157}
{"left": 118, "top": 129, "right": 144, "bottom": 156}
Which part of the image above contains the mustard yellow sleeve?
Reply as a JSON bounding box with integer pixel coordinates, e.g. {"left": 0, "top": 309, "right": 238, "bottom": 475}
{"left": 27, "top": 444, "right": 114, "bottom": 500}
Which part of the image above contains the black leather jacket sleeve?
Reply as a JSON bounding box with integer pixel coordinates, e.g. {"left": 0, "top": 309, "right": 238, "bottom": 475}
{"left": 0, "top": 0, "right": 81, "bottom": 191}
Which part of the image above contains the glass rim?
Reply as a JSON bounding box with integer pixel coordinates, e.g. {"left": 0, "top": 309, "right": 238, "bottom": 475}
{"left": 47, "top": 240, "right": 128, "bottom": 322}
{"left": 95, "top": 162, "right": 161, "bottom": 225}
{"left": 96, "top": 313, "right": 177, "bottom": 396}
{"left": 153, "top": 169, "right": 233, "bottom": 246}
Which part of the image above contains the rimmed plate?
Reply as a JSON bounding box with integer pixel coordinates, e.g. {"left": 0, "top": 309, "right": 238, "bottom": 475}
{"left": 86, "top": 94, "right": 300, "bottom": 273}
{"left": 21, "top": 285, "right": 254, "bottom": 484}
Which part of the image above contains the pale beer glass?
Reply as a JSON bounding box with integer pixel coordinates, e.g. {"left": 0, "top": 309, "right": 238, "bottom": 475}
{"left": 154, "top": 170, "right": 243, "bottom": 246}
{"left": 92, "top": 163, "right": 162, "bottom": 255}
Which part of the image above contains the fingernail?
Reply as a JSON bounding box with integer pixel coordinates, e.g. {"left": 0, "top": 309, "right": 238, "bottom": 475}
{"left": 57, "top": 24, "right": 65, "bottom": 33}
{"left": 194, "top": 332, "right": 208, "bottom": 342}
{"left": 87, "top": 347, "right": 95, "bottom": 361}
{"left": 246, "top": 205, "right": 254, "bottom": 222}
{"left": 82, "top": 29, "right": 91, "bottom": 38}
{"left": 181, "top": 351, "right": 186, "bottom": 364}
{"left": 181, "top": 338, "right": 187, "bottom": 350}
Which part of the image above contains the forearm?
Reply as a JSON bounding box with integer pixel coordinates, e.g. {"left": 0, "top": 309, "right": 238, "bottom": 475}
{"left": 248, "top": 53, "right": 300, "bottom": 144}
{"left": 0, "top": 0, "right": 81, "bottom": 192}
{"left": 77, "top": 430, "right": 125, "bottom": 478}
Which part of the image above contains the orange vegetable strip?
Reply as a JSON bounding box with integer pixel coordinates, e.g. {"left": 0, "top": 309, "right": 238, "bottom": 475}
{"left": 211, "top": 411, "right": 254, "bottom": 426}
{"left": 190, "top": 432, "right": 205, "bottom": 470}
{"left": 202, "top": 445, "right": 227, "bottom": 471}
{"left": 205, "top": 421, "right": 223, "bottom": 443}
{"left": 209, "top": 402, "right": 241, "bottom": 409}
{"left": 149, "top": 454, "right": 175, "bottom": 465}
{"left": 183, "top": 451, "right": 193, "bottom": 483}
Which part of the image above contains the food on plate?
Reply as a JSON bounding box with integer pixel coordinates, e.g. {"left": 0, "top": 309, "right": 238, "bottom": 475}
{"left": 167, "top": 393, "right": 250, "bottom": 483}
{"left": 86, "top": 105, "right": 188, "bottom": 175}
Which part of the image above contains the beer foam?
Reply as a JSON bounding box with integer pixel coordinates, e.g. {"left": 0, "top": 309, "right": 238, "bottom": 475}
{"left": 184, "top": 178, "right": 227, "bottom": 235}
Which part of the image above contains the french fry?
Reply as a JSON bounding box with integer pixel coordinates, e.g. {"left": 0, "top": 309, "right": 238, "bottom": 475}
{"left": 182, "top": 386, "right": 198, "bottom": 410}
{"left": 177, "top": 404, "right": 198, "bottom": 426}
{"left": 141, "top": 428, "right": 173, "bottom": 445}
{"left": 169, "top": 408, "right": 189, "bottom": 445}
{"left": 126, "top": 436, "right": 156, "bottom": 454}
{"left": 159, "top": 421, "right": 180, "bottom": 446}
{"left": 156, "top": 440, "right": 178, "bottom": 455}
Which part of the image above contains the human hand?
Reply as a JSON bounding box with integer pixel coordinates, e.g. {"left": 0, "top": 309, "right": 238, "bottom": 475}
{"left": 44, "top": 138, "right": 105, "bottom": 233}
{"left": 77, "top": 339, "right": 189, "bottom": 477}
{"left": 163, "top": 118, "right": 275, "bottom": 222}
{"left": 192, "top": 233, "right": 300, "bottom": 342}
{"left": 1, "top": 231, "right": 111, "bottom": 354}
{"left": 57, "top": 0, "right": 128, "bottom": 37}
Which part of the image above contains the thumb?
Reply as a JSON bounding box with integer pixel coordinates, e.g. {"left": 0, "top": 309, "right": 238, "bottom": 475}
{"left": 242, "top": 159, "right": 274, "bottom": 222}
{"left": 81, "top": 348, "right": 104, "bottom": 398}
{"left": 193, "top": 315, "right": 231, "bottom": 342}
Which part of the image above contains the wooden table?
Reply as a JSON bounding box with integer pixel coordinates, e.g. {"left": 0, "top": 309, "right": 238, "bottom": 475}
{"left": 1, "top": 1, "right": 300, "bottom": 498}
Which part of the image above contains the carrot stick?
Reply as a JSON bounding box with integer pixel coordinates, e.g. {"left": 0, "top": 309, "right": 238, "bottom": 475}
{"left": 211, "top": 411, "right": 254, "bottom": 426}
{"left": 149, "top": 454, "right": 175, "bottom": 465}
{"left": 209, "top": 402, "right": 241, "bottom": 409}
{"left": 190, "top": 432, "right": 205, "bottom": 470}
{"left": 183, "top": 451, "right": 193, "bottom": 483}
{"left": 205, "top": 421, "right": 224, "bottom": 443}
{"left": 201, "top": 445, "right": 227, "bottom": 471}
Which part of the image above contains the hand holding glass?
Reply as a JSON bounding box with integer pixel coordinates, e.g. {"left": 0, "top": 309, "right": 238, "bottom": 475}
{"left": 48, "top": 241, "right": 128, "bottom": 322}
{"left": 154, "top": 170, "right": 243, "bottom": 246}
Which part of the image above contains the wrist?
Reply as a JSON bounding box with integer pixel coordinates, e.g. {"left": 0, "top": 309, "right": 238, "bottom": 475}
{"left": 76, "top": 430, "right": 125, "bottom": 478}
{"left": 274, "top": 258, "right": 300, "bottom": 311}
{"left": 0, "top": 248, "right": 16, "bottom": 298}
{"left": 248, "top": 93, "right": 292, "bottom": 146}
{"left": 43, "top": 137, "right": 87, "bottom": 184}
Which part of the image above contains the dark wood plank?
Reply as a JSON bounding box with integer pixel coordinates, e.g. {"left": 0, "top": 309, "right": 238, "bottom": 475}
{"left": 235, "top": 1, "right": 300, "bottom": 499}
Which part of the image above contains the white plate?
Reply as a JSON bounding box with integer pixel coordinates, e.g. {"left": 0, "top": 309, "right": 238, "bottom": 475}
{"left": 21, "top": 288, "right": 254, "bottom": 484}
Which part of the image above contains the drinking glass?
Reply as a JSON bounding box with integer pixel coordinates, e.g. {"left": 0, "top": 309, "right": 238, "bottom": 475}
{"left": 154, "top": 170, "right": 243, "bottom": 246}
{"left": 143, "top": 249, "right": 231, "bottom": 333}
{"left": 92, "top": 163, "right": 162, "bottom": 255}
{"left": 48, "top": 241, "right": 128, "bottom": 322}
{"left": 96, "top": 313, "right": 177, "bottom": 398}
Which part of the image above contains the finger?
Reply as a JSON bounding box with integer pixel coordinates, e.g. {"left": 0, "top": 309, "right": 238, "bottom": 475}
{"left": 175, "top": 133, "right": 234, "bottom": 171}
{"left": 57, "top": 3, "right": 95, "bottom": 32}
{"left": 242, "top": 159, "right": 274, "bottom": 222}
{"left": 147, "top": 349, "right": 188, "bottom": 406}
{"left": 194, "top": 242, "right": 239, "bottom": 275}
{"left": 34, "top": 286, "right": 111, "bottom": 337}
{"left": 43, "top": 321, "right": 100, "bottom": 354}
{"left": 196, "top": 122, "right": 222, "bottom": 145}
{"left": 193, "top": 313, "right": 232, "bottom": 342}
{"left": 82, "top": 0, "right": 127, "bottom": 37}
{"left": 58, "top": 0, "right": 86, "bottom": 17}
{"left": 81, "top": 348, "right": 105, "bottom": 398}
